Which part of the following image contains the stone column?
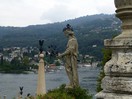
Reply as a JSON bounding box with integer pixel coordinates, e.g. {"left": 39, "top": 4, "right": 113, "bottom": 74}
{"left": 36, "top": 53, "right": 46, "bottom": 95}
{"left": 3, "top": 95, "right": 6, "bottom": 99}
{"left": 96, "top": 0, "right": 132, "bottom": 99}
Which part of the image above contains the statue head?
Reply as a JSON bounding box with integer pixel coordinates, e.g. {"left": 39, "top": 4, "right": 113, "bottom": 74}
{"left": 63, "top": 24, "right": 74, "bottom": 37}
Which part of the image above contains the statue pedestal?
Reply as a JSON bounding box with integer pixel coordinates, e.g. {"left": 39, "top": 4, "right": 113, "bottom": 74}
{"left": 96, "top": 91, "right": 132, "bottom": 99}
{"left": 36, "top": 54, "right": 46, "bottom": 95}
{"left": 96, "top": 0, "right": 132, "bottom": 98}
{"left": 96, "top": 39, "right": 132, "bottom": 99}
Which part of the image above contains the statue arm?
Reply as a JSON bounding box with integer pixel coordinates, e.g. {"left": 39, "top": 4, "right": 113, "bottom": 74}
{"left": 61, "top": 40, "right": 76, "bottom": 57}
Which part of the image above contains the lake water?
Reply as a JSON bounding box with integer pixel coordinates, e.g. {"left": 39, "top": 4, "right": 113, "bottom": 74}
{"left": 0, "top": 67, "right": 100, "bottom": 99}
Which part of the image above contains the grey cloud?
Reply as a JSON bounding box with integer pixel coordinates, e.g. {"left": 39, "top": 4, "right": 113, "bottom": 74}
{"left": 0, "top": 0, "right": 23, "bottom": 3}
{"left": 41, "top": 4, "right": 79, "bottom": 22}
{"left": 55, "top": 0, "right": 72, "bottom": 4}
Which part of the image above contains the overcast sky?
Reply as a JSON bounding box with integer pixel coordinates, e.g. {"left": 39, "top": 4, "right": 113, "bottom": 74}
{"left": 0, "top": 0, "right": 116, "bottom": 27}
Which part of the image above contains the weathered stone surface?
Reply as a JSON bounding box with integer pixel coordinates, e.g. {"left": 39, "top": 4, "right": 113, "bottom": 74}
{"left": 96, "top": 0, "right": 132, "bottom": 98}
{"left": 104, "top": 49, "right": 132, "bottom": 75}
{"left": 115, "top": 0, "right": 132, "bottom": 8}
{"left": 104, "top": 39, "right": 132, "bottom": 48}
{"left": 96, "top": 91, "right": 132, "bottom": 99}
{"left": 114, "top": 0, "right": 132, "bottom": 39}
{"left": 102, "top": 76, "right": 132, "bottom": 93}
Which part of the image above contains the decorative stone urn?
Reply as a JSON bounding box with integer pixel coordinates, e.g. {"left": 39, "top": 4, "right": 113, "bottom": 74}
{"left": 96, "top": 0, "right": 132, "bottom": 98}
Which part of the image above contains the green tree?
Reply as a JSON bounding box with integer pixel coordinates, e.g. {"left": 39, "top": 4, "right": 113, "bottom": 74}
{"left": 22, "top": 56, "right": 30, "bottom": 70}
{"left": 10, "top": 57, "right": 23, "bottom": 70}
{"left": 55, "top": 60, "right": 61, "bottom": 66}
{"left": 0, "top": 60, "right": 11, "bottom": 72}
{"left": 96, "top": 48, "right": 112, "bottom": 92}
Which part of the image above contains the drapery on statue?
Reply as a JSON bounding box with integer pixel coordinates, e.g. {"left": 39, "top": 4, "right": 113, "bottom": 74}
{"left": 57, "top": 24, "right": 79, "bottom": 88}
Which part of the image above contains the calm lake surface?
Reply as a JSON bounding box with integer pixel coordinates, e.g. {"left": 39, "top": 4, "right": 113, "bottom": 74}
{"left": 0, "top": 67, "right": 100, "bottom": 99}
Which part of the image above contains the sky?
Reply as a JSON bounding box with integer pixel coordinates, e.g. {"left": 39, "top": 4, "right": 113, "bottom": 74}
{"left": 0, "top": 0, "right": 116, "bottom": 27}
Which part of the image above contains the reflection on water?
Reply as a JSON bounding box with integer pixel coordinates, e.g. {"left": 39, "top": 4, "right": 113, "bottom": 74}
{"left": 0, "top": 67, "right": 100, "bottom": 99}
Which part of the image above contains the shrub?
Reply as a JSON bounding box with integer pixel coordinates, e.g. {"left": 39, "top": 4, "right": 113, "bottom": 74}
{"left": 96, "top": 48, "right": 112, "bottom": 92}
{"left": 29, "top": 84, "right": 92, "bottom": 99}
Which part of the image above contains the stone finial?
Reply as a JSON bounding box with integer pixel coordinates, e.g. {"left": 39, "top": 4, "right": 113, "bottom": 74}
{"left": 114, "top": 0, "right": 132, "bottom": 8}
{"left": 39, "top": 53, "right": 44, "bottom": 59}
{"left": 111, "top": 0, "right": 132, "bottom": 39}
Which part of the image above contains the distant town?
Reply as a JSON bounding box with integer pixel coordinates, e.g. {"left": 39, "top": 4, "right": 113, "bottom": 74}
{"left": 0, "top": 46, "right": 99, "bottom": 73}
{"left": 0, "top": 47, "right": 39, "bottom": 65}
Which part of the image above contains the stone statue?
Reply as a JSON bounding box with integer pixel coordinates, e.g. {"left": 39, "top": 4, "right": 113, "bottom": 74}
{"left": 58, "top": 24, "right": 79, "bottom": 88}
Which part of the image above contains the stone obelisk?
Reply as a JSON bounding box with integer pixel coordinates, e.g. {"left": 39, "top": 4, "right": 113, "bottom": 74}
{"left": 37, "top": 40, "right": 46, "bottom": 95}
{"left": 96, "top": 0, "right": 132, "bottom": 98}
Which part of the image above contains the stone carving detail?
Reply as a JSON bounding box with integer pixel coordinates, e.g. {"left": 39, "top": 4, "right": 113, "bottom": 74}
{"left": 115, "top": 0, "right": 132, "bottom": 8}
{"left": 104, "top": 50, "right": 132, "bottom": 74}
{"left": 102, "top": 76, "right": 132, "bottom": 93}
{"left": 105, "top": 39, "right": 132, "bottom": 47}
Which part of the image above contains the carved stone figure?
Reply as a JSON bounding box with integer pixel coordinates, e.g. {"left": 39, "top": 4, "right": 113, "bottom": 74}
{"left": 58, "top": 24, "right": 79, "bottom": 88}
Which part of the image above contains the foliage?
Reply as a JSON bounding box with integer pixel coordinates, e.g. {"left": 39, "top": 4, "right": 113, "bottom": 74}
{"left": 101, "top": 49, "right": 112, "bottom": 66}
{"left": 96, "top": 48, "right": 112, "bottom": 92}
{"left": 0, "top": 57, "right": 34, "bottom": 73}
{"left": 29, "top": 84, "right": 92, "bottom": 99}
{"left": 37, "top": 93, "right": 74, "bottom": 99}
{"left": 55, "top": 60, "right": 61, "bottom": 66}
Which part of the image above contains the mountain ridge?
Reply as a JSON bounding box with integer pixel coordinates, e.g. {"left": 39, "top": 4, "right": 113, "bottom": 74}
{"left": 0, "top": 14, "right": 121, "bottom": 59}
